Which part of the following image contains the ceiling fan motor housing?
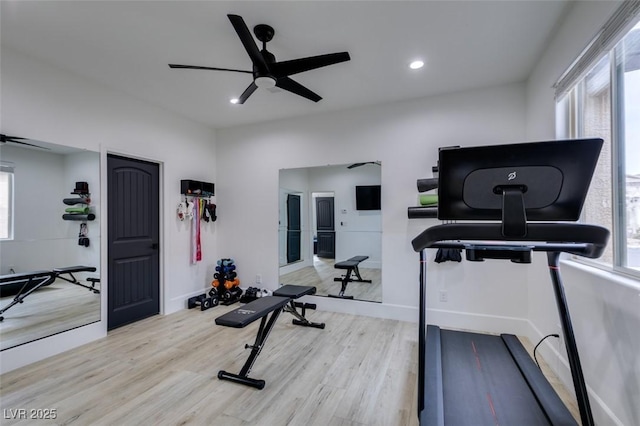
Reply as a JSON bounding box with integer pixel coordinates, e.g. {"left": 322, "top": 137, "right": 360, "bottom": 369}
{"left": 253, "top": 24, "right": 275, "bottom": 43}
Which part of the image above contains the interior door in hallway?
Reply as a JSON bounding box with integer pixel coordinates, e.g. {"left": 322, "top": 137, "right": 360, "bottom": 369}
{"left": 287, "top": 194, "right": 301, "bottom": 263}
{"left": 316, "top": 196, "right": 335, "bottom": 259}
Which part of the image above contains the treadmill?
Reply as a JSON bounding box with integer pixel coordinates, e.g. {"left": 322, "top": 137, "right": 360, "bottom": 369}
{"left": 411, "top": 139, "right": 609, "bottom": 426}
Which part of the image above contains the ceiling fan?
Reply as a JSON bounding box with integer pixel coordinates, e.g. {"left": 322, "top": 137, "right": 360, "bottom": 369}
{"left": 169, "top": 14, "right": 351, "bottom": 104}
{"left": 0, "top": 134, "right": 50, "bottom": 150}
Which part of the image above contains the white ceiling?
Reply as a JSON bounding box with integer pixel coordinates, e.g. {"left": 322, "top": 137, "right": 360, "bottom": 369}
{"left": 1, "top": 1, "right": 571, "bottom": 130}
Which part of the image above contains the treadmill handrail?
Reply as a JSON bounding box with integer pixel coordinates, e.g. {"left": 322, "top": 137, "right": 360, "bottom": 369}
{"left": 411, "top": 223, "right": 610, "bottom": 258}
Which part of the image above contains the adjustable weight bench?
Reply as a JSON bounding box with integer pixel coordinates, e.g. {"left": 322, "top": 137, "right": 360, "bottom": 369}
{"left": 215, "top": 284, "right": 324, "bottom": 389}
{"left": 54, "top": 266, "right": 100, "bottom": 294}
{"left": 329, "top": 255, "right": 372, "bottom": 299}
{"left": 0, "top": 266, "right": 98, "bottom": 321}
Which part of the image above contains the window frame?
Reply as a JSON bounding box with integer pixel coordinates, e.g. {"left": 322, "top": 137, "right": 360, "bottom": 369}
{"left": 0, "top": 166, "right": 15, "bottom": 241}
{"left": 558, "top": 34, "right": 640, "bottom": 282}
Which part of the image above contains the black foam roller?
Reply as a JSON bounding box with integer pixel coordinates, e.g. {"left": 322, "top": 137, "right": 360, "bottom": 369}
{"left": 417, "top": 178, "right": 439, "bottom": 193}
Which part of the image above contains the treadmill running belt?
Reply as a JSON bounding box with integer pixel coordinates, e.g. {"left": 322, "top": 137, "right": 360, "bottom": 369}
{"left": 440, "top": 330, "right": 557, "bottom": 426}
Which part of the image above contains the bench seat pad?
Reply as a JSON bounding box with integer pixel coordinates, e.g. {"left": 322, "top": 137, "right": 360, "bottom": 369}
{"left": 273, "top": 285, "right": 315, "bottom": 299}
{"left": 53, "top": 266, "right": 97, "bottom": 274}
{"left": 334, "top": 255, "right": 369, "bottom": 269}
{"left": 215, "top": 296, "right": 290, "bottom": 328}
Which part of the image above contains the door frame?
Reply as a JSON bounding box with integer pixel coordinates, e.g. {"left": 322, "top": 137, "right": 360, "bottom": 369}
{"left": 100, "top": 149, "right": 165, "bottom": 328}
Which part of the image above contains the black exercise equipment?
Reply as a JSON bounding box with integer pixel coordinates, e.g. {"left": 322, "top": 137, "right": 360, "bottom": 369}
{"left": 53, "top": 266, "right": 100, "bottom": 294}
{"left": 329, "top": 255, "right": 371, "bottom": 299}
{"left": 0, "top": 266, "right": 98, "bottom": 321}
{"left": 0, "top": 270, "right": 55, "bottom": 297}
{"left": 188, "top": 293, "right": 219, "bottom": 311}
{"left": 215, "top": 284, "right": 324, "bottom": 389}
{"left": 212, "top": 258, "right": 243, "bottom": 305}
{"left": 412, "top": 139, "right": 608, "bottom": 426}
{"left": 274, "top": 284, "right": 325, "bottom": 329}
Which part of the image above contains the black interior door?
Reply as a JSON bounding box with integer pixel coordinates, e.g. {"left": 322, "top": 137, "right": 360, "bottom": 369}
{"left": 287, "top": 194, "right": 301, "bottom": 263}
{"left": 316, "top": 196, "right": 335, "bottom": 258}
{"left": 107, "top": 154, "right": 160, "bottom": 330}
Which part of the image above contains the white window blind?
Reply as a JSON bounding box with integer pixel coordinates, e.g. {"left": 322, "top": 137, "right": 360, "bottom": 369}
{"left": 554, "top": 0, "right": 640, "bottom": 99}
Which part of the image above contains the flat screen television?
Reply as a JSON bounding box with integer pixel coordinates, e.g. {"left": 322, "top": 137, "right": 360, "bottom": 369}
{"left": 437, "top": 138, "right": 603, "bottom": 221}
{"left": 356, "top": 185, "right": 381, "bottom": 211}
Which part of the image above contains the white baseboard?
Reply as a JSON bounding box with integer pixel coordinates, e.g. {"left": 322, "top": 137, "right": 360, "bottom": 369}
{"left": 306, "top": 296, "right": 418, "bottom": 322}
{"left": 426, "top": 308, "right": 530, "bottom": 336}
{"left": 0, "top": 321, "right": 106, "bottom": 374}
{"left": 166, "top": 289, "right": 208, "bottom": 315}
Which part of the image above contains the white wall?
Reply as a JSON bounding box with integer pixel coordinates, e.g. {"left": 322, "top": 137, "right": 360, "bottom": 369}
{"left": 0, "top": 146, "right": 68, "bottom": 272}
{"left": 0, "top": 47, "right": 217, "bottom": 373}
{"left": 64, "top": 151, "right": 101, "bottom": 274}
{"left": 0, "top": 148, "right": 100, "bottom": 274}
{"left": 216, "top": 82, "right": 527, "bottom": 322}
{"left": 526, "top": 1, "right": 640, "bottom": 424}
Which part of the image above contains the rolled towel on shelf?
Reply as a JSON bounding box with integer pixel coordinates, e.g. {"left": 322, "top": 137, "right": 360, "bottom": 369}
{"left": 65, "top": 206, "right": 91, "bottom": 214}
{"left": 419, "top": 194, "right": 438, "bottom": 206}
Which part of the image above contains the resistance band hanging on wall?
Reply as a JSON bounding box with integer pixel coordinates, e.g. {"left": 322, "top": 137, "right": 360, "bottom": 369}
{"left": 191, "top": 199, "right": 202, "bottom": 264}
{"left": 179, "top": 179, "right": 215, "bottom": 264}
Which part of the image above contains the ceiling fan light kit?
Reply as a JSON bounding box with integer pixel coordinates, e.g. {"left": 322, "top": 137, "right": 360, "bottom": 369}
{"left": 169, "top": 14, "right": 350, "bottom": 104}
{"left": 254, "top": 76, "right": 276, "bottom": 89}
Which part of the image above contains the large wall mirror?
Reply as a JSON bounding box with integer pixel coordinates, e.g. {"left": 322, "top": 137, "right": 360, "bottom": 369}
{"left": 279, "top": 162, "right": 382, "bottom": 303}
{"left": 0, "top": 137, "right": 100, "bottom": 350}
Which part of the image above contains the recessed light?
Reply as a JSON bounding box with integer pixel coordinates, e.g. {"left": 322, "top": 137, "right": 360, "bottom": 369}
{"left": 230, "top": 98, "right": 239, "bottom": 104}
{"left": 409, "top": 60, "right": 424, "bottom": 70}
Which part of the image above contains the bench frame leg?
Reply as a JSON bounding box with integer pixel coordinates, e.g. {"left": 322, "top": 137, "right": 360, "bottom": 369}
{"left": 284, "top": 301, "right": 325, "bottom": 329}
{"left": 57, "top": 271, "right": 100, "bottom": 294}
{"left": 218, "top": 307, "right": 284, "bottom": 390}
{"left": 0, "top": 275, "right": 56, "bottom": 321}
{"left": 330, "top": 264, "right": 373, "bottom": 299}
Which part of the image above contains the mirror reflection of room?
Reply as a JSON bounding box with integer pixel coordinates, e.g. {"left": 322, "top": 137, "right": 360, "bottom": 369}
{"left": 279, "top": 162, "right": 381, "bottom": 302}
{"left": 0, "top": 138, "right": 101, "bottom": 351}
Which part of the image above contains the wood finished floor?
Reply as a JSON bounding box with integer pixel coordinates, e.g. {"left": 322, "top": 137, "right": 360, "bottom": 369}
{"left": 0, "top": 280, "right": 100, "bottom": 351}
{"left": 0, "top": 305, "right": 418, "bottom": 426}
{"left": 280, "top": 257, "right": 382, "bottom": 303}
{"left": 0, "top": 305, "right": 579, "bottom": 425}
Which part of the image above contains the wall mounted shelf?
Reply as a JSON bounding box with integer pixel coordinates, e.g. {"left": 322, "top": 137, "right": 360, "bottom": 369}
{"left": 181, "top": 179, "right": 215, "bottom": 197}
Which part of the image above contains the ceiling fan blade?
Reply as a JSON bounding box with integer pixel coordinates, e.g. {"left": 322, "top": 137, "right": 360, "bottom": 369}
{"left": 275, "top": 77, "right": 322, "bottom": 102}
{"left": 227, "top": 14, "right": 269, "bottom": 75}
{"left": 237, "top": 81, "right": 258, "bottom": 104}
{"left": 14, "top": 140, "right": 50, "bottom": 150}
{"left": 348, "top": 163, "right": 366, "bottom": 169}
{"left": 0, "top": 134, "right": 23, "bottom": 143}
{"left": 0, "top": 134, "right": 49, "bottom": 150}
{"left": 168, "top": 64, "right": 252, "bottom": 74}
{"left": 271, "top": 52, "right": 351, "bottom": 77}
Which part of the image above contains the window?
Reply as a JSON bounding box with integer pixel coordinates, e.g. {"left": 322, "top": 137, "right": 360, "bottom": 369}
{"left": 0, "top": 162, "right": 14, "bottom": 240}
{"left": 557, "top": 19, "right": 640, "bottom": 276}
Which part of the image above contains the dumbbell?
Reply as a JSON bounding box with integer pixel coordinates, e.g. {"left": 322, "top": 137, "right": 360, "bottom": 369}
{"left": 187, "top": 294, "right": 218, "bottom": 311}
